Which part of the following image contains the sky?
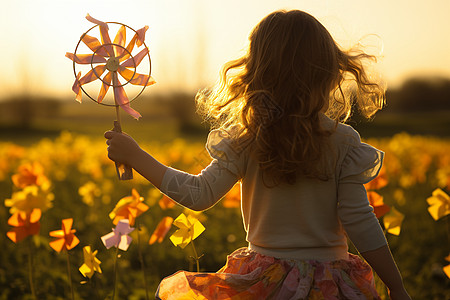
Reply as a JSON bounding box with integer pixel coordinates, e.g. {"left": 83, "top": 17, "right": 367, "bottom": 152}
{"left": 1, "top": 0, "right": 450, "bottom": 100}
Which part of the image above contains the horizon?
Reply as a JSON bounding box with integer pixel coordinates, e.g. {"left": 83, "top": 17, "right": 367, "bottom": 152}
{"left": 1, "top": 0, "right": 450, "bottom": 101}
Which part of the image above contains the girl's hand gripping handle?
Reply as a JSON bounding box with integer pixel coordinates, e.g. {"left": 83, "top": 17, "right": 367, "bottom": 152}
{"left": 113, "top": 121, "right": 133, "bottom": 180}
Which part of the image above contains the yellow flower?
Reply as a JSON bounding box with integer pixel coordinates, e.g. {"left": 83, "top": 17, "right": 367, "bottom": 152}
{"left": 79, "top": 246, "right": 102, "bottom": 279}
{"left": 426, "top": 188, "right": 450, "bottom": 221}
{"left": 79, "top": 181, "right": 101, "bottom": 207}
{"left": 5, "top": 185, "right": 54, "bottom": 214}
{"left": 170, "top": 213, "right": 205, "bottom": 249}
{"left": 109, "top": 189, "right": 149, "bottom": 226}
{"left": 383, "top": 207, "right": 405, "bottom": 236}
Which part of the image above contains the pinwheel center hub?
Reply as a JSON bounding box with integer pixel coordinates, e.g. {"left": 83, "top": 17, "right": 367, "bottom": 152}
{"left": 106, "top": 57, "right": 120, "bottom": 72}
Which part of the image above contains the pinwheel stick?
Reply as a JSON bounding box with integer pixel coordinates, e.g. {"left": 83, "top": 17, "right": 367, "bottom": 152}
{"left": 112, "top": 72, "right": 133, "bottom": 180}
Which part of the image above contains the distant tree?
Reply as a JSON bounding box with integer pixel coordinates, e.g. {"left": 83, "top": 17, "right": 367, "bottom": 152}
{"left": 0, "top": 96, "right": 62, "bottom": 128}
{"left": 385, "top": 77, "right": 450, "bottom": 112}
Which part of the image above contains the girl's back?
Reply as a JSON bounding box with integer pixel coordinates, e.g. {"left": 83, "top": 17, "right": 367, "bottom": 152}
{"left": 208, "top": 115, "right": 386, "bottom": 262}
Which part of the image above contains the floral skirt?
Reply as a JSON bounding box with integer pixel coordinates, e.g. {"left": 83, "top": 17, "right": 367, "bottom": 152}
{"left": 156, "top": 247, "right": 381, "bottom": 299}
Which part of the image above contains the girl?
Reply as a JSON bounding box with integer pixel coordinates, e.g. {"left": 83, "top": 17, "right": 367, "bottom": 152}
{"left": 105, "top": 10, "right": 410, "bottom": 300}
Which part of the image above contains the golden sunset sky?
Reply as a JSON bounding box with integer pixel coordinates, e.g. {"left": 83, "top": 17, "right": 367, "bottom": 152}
{"left": 1, "top": 0, "right": 449, "bottom": 100}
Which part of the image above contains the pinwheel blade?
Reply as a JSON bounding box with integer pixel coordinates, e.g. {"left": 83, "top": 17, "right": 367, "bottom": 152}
{"left": 66, "top": 53, "right": 106, "bottom": 64}
{"left": 112, "top": 73, "right": 142, "bottom": 119}
{"left": 79, "top": 65, "right": 107, "bottom": 86}
{"left": 121, "top": 48, "right": 148, "bottom": 68}
{"left": 72, "top": 72, "right": 82, "bottom": 103}
{"left": 98, "top": 71, "right": 112, "bottom": 103}
{"left": 81, "top": 34, "right": 109, "bottom": 57}
{"left": 119, "top": 67, "right": 155, "bottom": 86}
{"left": 136, "top": 25, "right": 149, "bottom": 47}
{"left": 113, "top": 25, "right": 126, "bottom": 57}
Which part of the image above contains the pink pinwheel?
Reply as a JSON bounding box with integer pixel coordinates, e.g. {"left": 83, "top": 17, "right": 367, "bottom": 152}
{"left": 101, "top": 219, "right": 134, "bottom": 251}
{"left": 66, "top": 14, "right": 155, "bottom": 120}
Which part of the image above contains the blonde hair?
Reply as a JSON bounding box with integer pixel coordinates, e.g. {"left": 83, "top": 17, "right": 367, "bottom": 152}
{"left": 196, "top": 10, "right": 385, "bottom": 186}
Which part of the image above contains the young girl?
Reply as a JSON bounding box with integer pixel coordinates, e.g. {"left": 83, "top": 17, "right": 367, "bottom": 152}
{"left": 105, "top": 10, "right": 410, "bottom": 300}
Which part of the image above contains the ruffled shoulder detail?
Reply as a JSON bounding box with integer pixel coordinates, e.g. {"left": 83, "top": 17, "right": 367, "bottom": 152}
{"left": 339, "top": 127, "right": 384, "bottom": 184}
{"left": 206, "top": 127, "right": 249, "bottom": 177}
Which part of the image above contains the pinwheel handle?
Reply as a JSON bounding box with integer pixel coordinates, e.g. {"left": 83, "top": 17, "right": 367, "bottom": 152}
{"left": 113, "top": 120, "right": 133, "bottom": 180}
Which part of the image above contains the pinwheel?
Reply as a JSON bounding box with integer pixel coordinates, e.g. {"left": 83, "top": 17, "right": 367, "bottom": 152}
{"left": 383, "top": 207, "right": 405, "bottom": 236}
{"left": 109, "top": 188, "right": 149, "bottom": 226}
{"left": 426, "top": 188, "right": 450, "bottom": 221}
{"left": 101, "top": 219, "right": 134, "bottom": 251}
{"left": 49, "top": 218, "right": 80, "bottom": 252}
{"left": 79, "top": 246, "right": 102, "bottom": 279}
{"left": 444, "top": 254, "right": 450, "bottom": 279}
{"left": 170, "top": 213, "right": 205, "bottom": 249}
{"left": 66, "top": 14, "right": 155, "bottom": 180}
{"left": 367, "top": 191, "right": 390, "bottom": 219}
{"left": 12, "top": 162, "right": 49, "bottom": 189}
{"left": 170, "top": 213, "right": 205, "bottom": 271}
{"left": 7, "top": 208, "right": 41, "bottom": 243}
{"left": 149, "top": 216, "right": 173, "bottom": 245}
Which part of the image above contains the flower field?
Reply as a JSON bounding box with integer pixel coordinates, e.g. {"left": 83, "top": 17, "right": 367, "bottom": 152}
{"left": 0, "top": 131, "right": 449, "bottom": 299}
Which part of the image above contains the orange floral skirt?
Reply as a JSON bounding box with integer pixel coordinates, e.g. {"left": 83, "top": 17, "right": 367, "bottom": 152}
{"left": 156, "top": 247, "right": 381, "bottom": 299}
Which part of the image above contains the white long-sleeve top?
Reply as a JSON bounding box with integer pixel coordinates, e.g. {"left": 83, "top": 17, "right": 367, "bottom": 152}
{"left": 159, "top": 115, "right": 387, "bottom": 262}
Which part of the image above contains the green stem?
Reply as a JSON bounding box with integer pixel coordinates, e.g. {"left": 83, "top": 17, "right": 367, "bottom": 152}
{"left": 66, "top": 250, "right": 74, "bottom": 300}
{"left": 111, "top": 246, "right": 120, "bottom": 300}
{"left": 191, "top": 240, "right": 200, "bottom": 272}
{"left": 27, "top": 238, "right": 37, "bottom": 300}
{"left": 446, "top": 215, "right": 450, "bottom": 245}
{"left": 137, "top": 222, "right": 150, "bottom": 300}
{"left": 90, "top": 276, "right": 101, "bottom": 300}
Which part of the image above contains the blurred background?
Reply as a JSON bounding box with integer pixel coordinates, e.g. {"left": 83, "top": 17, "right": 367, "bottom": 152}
{"left": 1, "top": 0, "right": 449, "bottom": 299}
{"left": 0, "top": 0, "right": 449, "bottom": 139}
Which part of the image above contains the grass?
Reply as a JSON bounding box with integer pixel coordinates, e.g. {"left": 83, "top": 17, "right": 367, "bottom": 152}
{"left": 1, "top": 99, "right": 450, "bottom": 298}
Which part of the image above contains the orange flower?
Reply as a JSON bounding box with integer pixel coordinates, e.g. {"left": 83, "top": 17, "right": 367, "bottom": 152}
{"left": 12, "top": 162, "right": 49, "bottom": 189}
{"left": 149, "top": 216, "right": 173, "bottom": 245}
{"left": 444, "top": 254, "right": 450, "bottom": 279}
{"left": 49, "top": 218, "right": 80, "bottom": 252}
{"left": 364, "top": 168, "right": 388, "bottom": 191}
{"left": 367, "top": 191, "right": 391, "bottom": 218}
{"left": 222, "top": 184, "right": 241, "bottom": 208}
{"left": 109, "top": 189, "right": 149, "bottom": 226}
{"left": 159, "top": 195, "right": 176, "bottom": 210}
{"left": 4, "top": 185, "right": 54, "bottom": 214}
{"left": 7, "top": 208, "right": 41, "bottom": 243}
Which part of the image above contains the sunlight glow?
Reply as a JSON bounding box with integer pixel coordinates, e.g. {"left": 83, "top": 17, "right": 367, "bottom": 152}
{"left": 1, "top": 0, "right": 450, "bottom": 99}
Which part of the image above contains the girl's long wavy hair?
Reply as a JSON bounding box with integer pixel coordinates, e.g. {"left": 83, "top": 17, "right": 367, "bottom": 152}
{"left": 196, "top": 10, "right": 385, "bottom": 186}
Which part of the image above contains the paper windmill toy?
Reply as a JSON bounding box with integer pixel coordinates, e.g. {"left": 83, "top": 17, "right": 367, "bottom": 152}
{"left": 101, "top": 219, "right": 135, "bottom": 251}
{"left": 66, "top": 14, "right": 155, "bottom": 180}
{"left": 49, "top": 218, "right": 80, "bottom": 252}
{"left": 79, "top": 245, "right": 102, "bottom": 279}
{"left": 169, "top": 213, "right": 205, "bottom": 249}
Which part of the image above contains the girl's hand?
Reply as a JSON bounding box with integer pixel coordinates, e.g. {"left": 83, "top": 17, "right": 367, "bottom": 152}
{"left": 104, "top": 131, "right": 141, "bottom": 167}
